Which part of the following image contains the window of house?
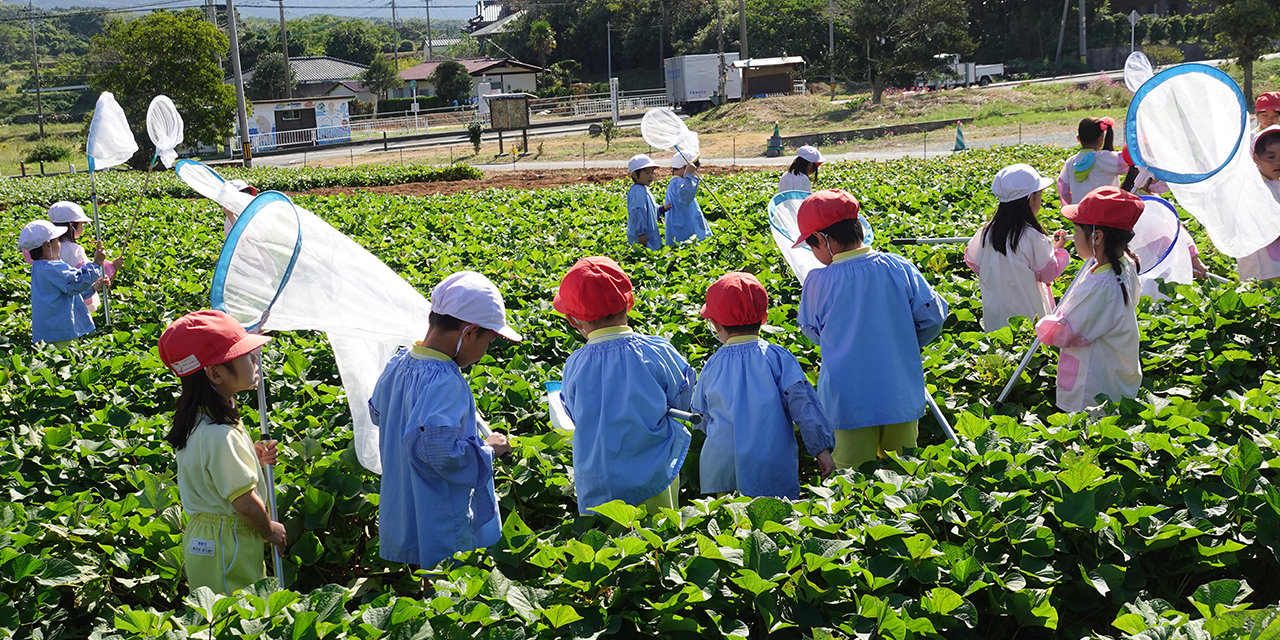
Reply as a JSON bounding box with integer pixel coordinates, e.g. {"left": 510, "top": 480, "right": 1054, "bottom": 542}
{"left": 282, "top": 110, "right": 301, "bottom": 121}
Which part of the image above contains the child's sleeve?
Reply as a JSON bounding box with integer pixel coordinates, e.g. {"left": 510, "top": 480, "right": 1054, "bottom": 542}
{"left": 783, "top": 381, "right": 835, "bottom": 456}
{"left": 1027, "top": 233, "right": 1070, "bottom": 283}
{"left": 903, "top": 261, "right": 949, "bottom": 347}
{"left": 673, "top": 176, "right": 700, "bottom": 205}
{"left": 690, "top": 377, "right": 708, "bottom": 433}
{"left": 1057, "top": 162, "right": 1072, "bottom": 206}
{"left": 625, "top": 189, "right": 646, "bottom": 243}
{"left": 1036, "top": 279, "right": 1118, "bottom": 348}
{"left": 797, "top": 277, "right": 823, "bottom": 345}
{"left": 55, "top": 262, "right": 101, "bottom": 295}
{"left": 211, "top": 428, "right": 262, "bottom": 503}
{"left": 964, "top": 233, "right": 982, "bottom": 275}
{"left": 671, "top": 360, "right": 696, "bottom": 412}
{"left": 403, "top": 422, "right": 494, "bottom": 488}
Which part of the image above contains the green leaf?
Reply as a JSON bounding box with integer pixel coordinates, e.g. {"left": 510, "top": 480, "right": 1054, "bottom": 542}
{"left": 542, "top": 604, "right": 582, "bottom": 628}
{"left": 921, "top": 587, "right": 964, "bottom": 616}
{"left": 302, "top": 486, "right": 336, "bottom": 530}
{"left": 35, "top": 558, "right": 83, "bottom": 586}
{"left": 729, "top": 569, "right": 778, "bottom": 596}
{"left": 1237, "top": 438, "right": 1264, "bottom": 471}
{"left": 953, "top": 411, "right": 989, "bottom": 439}
{"left": 506, "top": 585, "right": 546, "bottom": 623}
{"left": 588, "top": 501, "right": 642, "bottom": 528}
{"left": 41, "top": 426, "right": 73, "bottom": 449}
{"left": 5, "top": 555, "right": 42, "bottom": 581}
{"left": 1057, "top": 453, "right": 1106, "bottom": 493}
{"left": 1189, "top": 579, "right": 1254, "bottom": 618}
{"left": 269, "top": 590, "right": 301, "bottom": 616}
{"left": 745, "top": 497, "right": 790, "bottom": 530}
{"left": 866, "top": 524, "right": 907, "bottom": 541}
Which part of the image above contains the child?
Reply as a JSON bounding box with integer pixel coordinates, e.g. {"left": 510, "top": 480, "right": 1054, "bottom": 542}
{"left": 157, "top": 310, "right": 285, "bottom": 595}
{"left": 1241, "top": 125, "right": 1280, "bottom": 282}
{"left": 554, "top": 256, "right": 695, "bottom": 514}
{"left": 1256, "top": 92, "right": 1280, "bottom": 136}
{"left": 47, "top": 201, "right": 107, "bottom": 314}
{"left": 664, "top": 153, "right": 712, "bottom": 245}
{"left": 794, "top": 190, "right": 948, "bottom": 470}
{"left": 1057, "top": 117, "right": 1131, "bottom": 205}
{"left": 369, "top": 271, "right": 519, "bottom": 568}
{"left": 778, "top": 145, "right": 823, "bottom": 193}
{"left": 1036, "top": 186, "right": 1144, "bottom": 413}
{"left": 625, "top": 155, "right": 667, "bottom": 250}
{"left": 692, "top": 272, "right": 835, "bottom": 499}
{"left": 19, "top": 219, "right": 105, "bottom": 345}
{"left": 965, "top": 164, "right": 1070, "bottom": 332}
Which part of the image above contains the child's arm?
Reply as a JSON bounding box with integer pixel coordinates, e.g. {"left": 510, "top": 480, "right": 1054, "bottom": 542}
{"left": 782, "top": 381, "right": 836, "bottom": 481}
{"left": 1033, "top": 232, "right": 1071, "bottom": 283}
{"left": 672, "top": 175, "right": 700, "bottom": 206}
{"left": 1057, "top": 162, "right": 1072, "bottom": 206}
{"left": 903, "top": 262, "right": 949, "bottom": 347}
{"left": 232, "top": 490, "right": 288, "bottom": 553}
{"left": 671, "top": 362, "right": 696, "bottom": 412}
{"left": 1036, "top": 280, "right": 1116, "bottom": 348}
{"left": 53, "top": 261, "right": 102, "bottom": 296}
{"left": 964, "top": 235, "right": 981, "bottom": 275}
{"left": 403, "top": 422, "right": 503, "bottom": 488}
{"left": 797, "top": 283, "right": 823, "bottom": 345}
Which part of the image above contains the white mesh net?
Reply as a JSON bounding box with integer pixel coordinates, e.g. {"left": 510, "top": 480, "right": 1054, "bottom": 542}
{"left": 1128, "top": 64, "right": 1280, "bottom": 257}
{"left": 211, "top": 191, "right": 430, "bottom": 474}
{"left": 1132, "top": 196, "right": 1193, "bottom": 300}
{"left": 768, "top": 191, "right": 874, "bottom": 284}
{"left": 87, "top": 92, "right": 138, "bottom": 170}
{"left": 175, "top": 160, "right": 255, "bottom": 215}
{"left": 641, "top": 108, "right": 688, "bottom": 149}
{"left": 1124, "top": 52, "right": 1153, "bottom": 93}
{"left": 146, "top": 96, "right": 184, "bottom": 169}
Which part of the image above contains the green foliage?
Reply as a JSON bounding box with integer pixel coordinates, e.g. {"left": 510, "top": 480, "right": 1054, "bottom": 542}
{"left": 599, "top": 118, "right": 617, "bottom": 148}
{"left": 87, "top": 9, "right": 236, "bottom": 148}
{"left": 4, "top": 147, "right": 1280, "bottom": 638}
{"left": 377, "top": 96, "right": 445, "bottom": 113}
{"left": 467, "top": 120, "right": 483, "bottom": 153}
{"left": 1204, "top": 0, "right": 1280, "bottom": 104}
{"left": 0, "top": 163, "right": 481, "bottom": 208}
{"left": 527, "top": 19, "right": 557, "bottom": 70}
{"left": 834, "top": 0, "right": 974, "bottom": 103}
{"left": 245, "top": 51, "right": 297, "bottom": 102}
{"left": 430, "top": 60, "right": 474, "bottom": 106}
{"left": 323, "top": 21, "right": 379, "bottom": 66}
{"left": 1145, "top": 44, "right": 1187, "bottom": 67}
{"left": 359, "top": 55, "right": 403, "bottom": 100}
{"left": 20, "top": 142, "right": 71, "bottom": 164}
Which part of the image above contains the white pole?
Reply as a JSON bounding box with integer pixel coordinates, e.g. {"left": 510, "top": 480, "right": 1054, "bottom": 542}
{"left": 88, "top": 165, "right": 110, "bottom": 326}
{"left": 995, "top": 259, "right": 1094, "bottom": 404}
{"left": 255, "top": 348, "right": 284, "bottom": 584}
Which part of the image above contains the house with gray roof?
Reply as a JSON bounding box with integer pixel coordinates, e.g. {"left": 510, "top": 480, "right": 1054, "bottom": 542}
{"left": 239, "top": 55, "right": 371, "bottom": 100}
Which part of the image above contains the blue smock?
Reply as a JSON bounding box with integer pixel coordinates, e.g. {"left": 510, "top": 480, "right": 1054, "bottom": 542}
{"left": 369, "top": 345, "right": 500, "bottom": 568}
{"left": 797, "top": 249, "right": 949, "bottom": 430}
{"left": 692, "top": 337, "right": 835, "bottom": 499}
{"left": 626, "top": 184, "right": 662, "bottom": 250}
{"left": 562, "top": 327, "right": 695, "bottom": 513}
{"left": 30, "top": 259, "right": 100, "bottom": 344}
{"left": 664, "top": 175, "right": 711, "bottom": 245}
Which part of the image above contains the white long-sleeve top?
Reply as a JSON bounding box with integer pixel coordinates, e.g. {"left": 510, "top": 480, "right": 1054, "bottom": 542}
{"left": 1237, "top": 179, "right": 1280, "bottom": 281}
{"left": 965, "top": 223, "right": 1070, "bottom": 332}
{"left": 1057, "top": 150, "right": 1129, "bottom": 205}
{"left": 1035, "top": 259, "right": 1142, "bottom": 413}
{"left": 778, "top": 171, "right": 811, "bottom": 193}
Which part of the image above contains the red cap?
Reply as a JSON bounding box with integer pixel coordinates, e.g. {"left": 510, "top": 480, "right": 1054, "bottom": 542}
{"left": 157, "top": 310, "right": 271, "bottom": 377}
{"left": 553, "top": 256, "right": 634, "bottom": 322}
{"left": 701, "top": 272, "right": 768, "bottom": 326}
{"left": 792, "top": 189, "right": 861, "bottom": 248}
{"left": 1258, "top": 92, "right": 1280, "bottom": 112}
{"left": 1061, "top": 186, "right": 1145, "bottom": 231}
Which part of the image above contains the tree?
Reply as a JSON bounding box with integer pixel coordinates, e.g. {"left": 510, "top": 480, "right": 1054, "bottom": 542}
{"left": 430, "top": 60, "right": 474, "bottom": 104}
{"left": 834, "top": 0, "right": 974, "bottom": 104}
{"left": 88, "top": 9, "right": 235, "bottom": 148}
{"left": 246, "top": 51, "right": 296, "bottom": 100}
{"left": 361, "top": 55, "right": 403, "bottom": 99}
{"left": 447, "top": 34, "right": 482, "bottom": 59}
{"left": 1197, "top": 0, "right": 1280, "bottom": 106}
{"left": 326, "top": 21, "right": 379, "bottom": 65}
{"left": 528, "top": 19, "right": 557, "bottom": 69}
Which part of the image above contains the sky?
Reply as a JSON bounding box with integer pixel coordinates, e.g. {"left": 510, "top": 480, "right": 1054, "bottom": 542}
{"left": 25, "top": 0, "right": 478, "bottom": 22}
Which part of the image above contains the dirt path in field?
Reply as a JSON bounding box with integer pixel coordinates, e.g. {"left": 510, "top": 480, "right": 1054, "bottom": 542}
{"left": 291, "top": 166, "right": 767, "bottom": 197}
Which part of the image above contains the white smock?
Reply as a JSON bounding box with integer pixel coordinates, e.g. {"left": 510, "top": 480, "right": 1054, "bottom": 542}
{"left": 1035, "top": 259, "right": 1142, "bottom": 413}
{"left": 778, "top": 172, "right": 811, "bottom": 193}
{"left": 1236, "top": 179, "right": 1280, "bottom": 281}
{"left": 1057, "top": 150, "right": 1129, "bottom": 205}
{"left": 964, "top": 223, "right": 1069, "bottom": 332}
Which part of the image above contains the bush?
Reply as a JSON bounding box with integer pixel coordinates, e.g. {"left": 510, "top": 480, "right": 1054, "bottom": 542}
{"left": 599, "top": 118, "right": 617, "bottom": 148}
{"left": 1144, "top": 44, "right": 1185, "bottom": 67}
{"left": 467, "top": 120, "right": 483, "bottom": 153}
{"left": 21, "top": 142, "right": 71, "bottom": 164}
{"left": 377, "top": 96, "right": 445, "bottom": 113}
{"left": 349, "top": 100, "right": 376, "bottom": 116}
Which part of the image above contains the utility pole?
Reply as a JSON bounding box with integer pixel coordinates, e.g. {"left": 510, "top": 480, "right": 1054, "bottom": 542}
{"left": 828, "top": 0, "right": 834, "bottom": 100}
{"left": 717, "top": 2, "right": 726, "bottom": 104}
{"left": 1055, "top": 0, "right": 1069, "bottom": 65}
{"left": 228, "top": 0, "right": 252, "bottom": 168}
{"left": 278, "top": 0, "right": 291, "bottom": 99}
{"left": 389, "top": 0, "right": 399, "bottom": 66}
{"left": 738, "top": 0, "right": 747, "bottom": 61}
{"left": 28, "top": 0, "right": 44, "bottom": 139}
{"left": 1077, "top": 0, "right": 1087, "bottom": 65}
{"left": 424, "top": 0, "right": 433, "bottom": 61}
{"left": 607, "top": 21, "right": 612, "bottom": 81}
{"left": 658, "top": 0, "right": 665, "bottom": 74}
{"left": 207, "top": 0, "right": 224, "bottom": 74}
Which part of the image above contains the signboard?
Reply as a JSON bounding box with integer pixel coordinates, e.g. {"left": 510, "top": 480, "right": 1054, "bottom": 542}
{"left": 488, "top": 94, "right": 532, "bottom": 131}
{"left": 1129, "top": 10, "right": 1139, "bottom": 25}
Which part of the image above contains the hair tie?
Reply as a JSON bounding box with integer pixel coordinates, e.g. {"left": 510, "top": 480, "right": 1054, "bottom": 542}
{"left": 1100, "top": 117, "right": 1115, "bottom": 131}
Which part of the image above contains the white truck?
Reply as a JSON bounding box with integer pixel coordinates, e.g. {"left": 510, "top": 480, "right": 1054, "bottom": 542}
{"left": 664, "top": 53, "right": 742, "bottom": 114}
{"left": 917, "top": 54, "right": 1004, "bottom": 89}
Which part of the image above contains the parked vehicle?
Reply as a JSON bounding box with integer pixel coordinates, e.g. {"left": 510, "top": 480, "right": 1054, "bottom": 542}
{"left": 664, "top": 53, "right": 742, "bottom": 114}
{"left": 916, "top": 54, "right": 1005, "bottom": 89}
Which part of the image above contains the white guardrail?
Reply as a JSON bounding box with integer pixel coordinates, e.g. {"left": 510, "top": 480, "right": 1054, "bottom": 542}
{"left": 232, "top": 89, "right": 668, "bottom": 155}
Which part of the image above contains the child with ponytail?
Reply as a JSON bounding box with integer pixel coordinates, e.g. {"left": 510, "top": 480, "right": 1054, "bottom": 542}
{"left": 158, "top": 310, "right": 286, "bottom": 595}
{"left": 1036, "top": 187, "right": 1144, "bottom": 413}
{"left": 1058, "top": 117, "right": 1132, "bottom": 205}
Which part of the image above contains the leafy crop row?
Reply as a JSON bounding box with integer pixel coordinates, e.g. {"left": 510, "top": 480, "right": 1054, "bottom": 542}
{"left": 0, "top": 147, "right": 1277, "bottom": 639}
{"left": 0, "top": 163, "right": 483, "bottom": 208}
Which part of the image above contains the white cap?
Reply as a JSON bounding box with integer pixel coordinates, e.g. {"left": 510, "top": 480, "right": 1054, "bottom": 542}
{"left": 797, "top": 145, "right": 824, "bottom": 164}
{"left": 671, "top": 152, "right": 690, "bottom": 169}
{"left": 18, "top": 220, "right": 61, "bottom": 251}
{"left": 627, "top": 154, "right": 658, "bottom": 173}
{"left": 992, "top": 163, "right": 1055, "bottom": 203}
{"left": 431, "top": 271, "right": 522, "bottom": 342}
{"left": 47, "top": 201, "right": 90, "bottom": 223}
{"left": 1255, "top": 124, "right": 1280, "bottom": 154}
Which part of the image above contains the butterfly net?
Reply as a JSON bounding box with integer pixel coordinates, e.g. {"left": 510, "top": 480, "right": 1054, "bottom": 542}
{"left": 146, "top": 96, "right": 184, "bottom": 169}
{"left": 768, "top": 191, "right": 873, "bottom": 284}
{"left": 209, "top": 190, "right": 430, "bottom": 474}
{"left": 1127, "top": 64, "right": 1280, "bottom": 257}
{"left": 1132, "top": 196, "right": 1193, "bottom": 299}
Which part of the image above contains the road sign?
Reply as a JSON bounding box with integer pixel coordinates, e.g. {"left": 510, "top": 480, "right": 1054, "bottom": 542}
{"left": 410, "top": 80, "right": 417, "bottom": 88}
{"left": 1129, "top": 10, "right": 1140, "bottom": 25}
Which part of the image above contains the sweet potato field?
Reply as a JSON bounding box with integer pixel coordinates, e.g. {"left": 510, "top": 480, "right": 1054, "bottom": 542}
{"left": 1, "top": 147, "right": 1279, "bottom": 639}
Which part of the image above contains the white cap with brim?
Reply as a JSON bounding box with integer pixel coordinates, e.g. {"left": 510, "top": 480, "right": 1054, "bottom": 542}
{"left": 1255, "top": 124, "right": 1280, "bottom": 154}
{"left": 992, "top": 163, "right": 1055, "bottom": 203}
{"left": 431, "top": 271, "right": 522, "bottom": 342}
{"left": 47, "top": 201, "right": 91, "bottom": 224}
{"left": 671, "top": 152, "right": 691, "bottom": 169}
{"left": 627, "top": 154, "right": 659, "bottom": 173}
{"left": 798, "top": 145, "right": 824, "bottom": 164}
{"left": 19, "top": 220, "right": 61, "bottom": 251}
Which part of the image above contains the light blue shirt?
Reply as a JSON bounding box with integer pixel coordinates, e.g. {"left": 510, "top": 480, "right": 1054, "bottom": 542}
{"left": 626, "top": 183, "right": 662, "bottom": 250}
{"left": 797, "top": 250, "right": 948, "bottom": 430}
{"left": 562, "top": 328, "right": 695, "bottom": 513}
{"left": 30, "top": 259, "right": 100, "bottom": 344}
{"left": 369, "top": 346, "right": 500, "bottom": 568}
{"left": 664, "top": 175, "right": 711, "bottom": 245}
{"left": 692, "top": 337, "right": 835, "bottom": 499}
